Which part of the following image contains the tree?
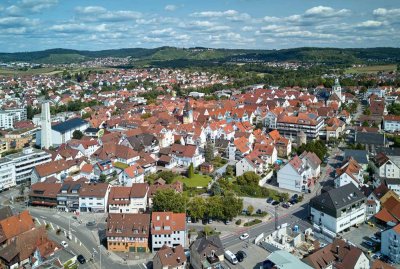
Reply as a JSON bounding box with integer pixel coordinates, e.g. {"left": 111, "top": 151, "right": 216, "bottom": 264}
{"left": 236, "top": 172, "right": 260, "bottom": 186}
{"left": 222, "top": 191, "right": 243, "bottom": 221}
{"left": 363, "top": 108, "right": 371, "bottom": 116}
{"left": 152, "top": 189, "right": 188, "bottom": 213}
{"left": 188, "top": 196, "right": 207, "bottom": 221}
{"left": 19, "top": 184, "right": 25, "bottom": 196}
{"left": 204, "top": 141, "right": 215, "bottom": 163}
{"left": 203, "top": 225, "right": 213, "bottom": 236}
{"left": 206, "top": 196, "right": 224, "bottom": 219}
{"left": 188, "top": 163, "right": 194, "bottom": 178}
{"left": 362, "top": 121, "right": 370, "bottom": 127}
{"left": 72, "top": 130, "right": 83, "bottom": 140}
{"left": 247, "top": 205, "right": 254, "bottom": 215}
{"left": 99, "top": 174, "right": 107, "bottom": 183}
{"left": 225, "top": 165, "right": 235, "bottom": 177}
{"left": 210, "top": 182, "right": 222, "bottom": 196}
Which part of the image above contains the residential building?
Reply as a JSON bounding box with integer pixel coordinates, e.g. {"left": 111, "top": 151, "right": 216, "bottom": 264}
{"left": 354, "top": 132, "right": 387, "bottom": 153}
{"left": 277, "top": 152, "right": 321, "bottom": 193}
{"left": 0, "top": 158, "right": 16, "bottom": 191}
{"left": 6, "top": 147, "right": 51, "bottom": 184}
{"left": 120, "top": 134, "right": 160, "bottom": 155}
{"left": 0, "top": 210, "right": 35, "bottom": 246}
{"left": 108, "top": 183, "right": 149, "bottom": 214}
{"left": 310, "top": 184, "right": 366, "bottom": 234}
{"left": 29, "top": 182, "right": 62, "bottom": 207}
{"left": 79, "top": 182, "right": 110, "bottom": 213}
{"left": 190, "top": 235, "right": 224, "bottom": 269}
{"left": 153, "top": 245, "right": 187, "bottom": 269}
{"left": 31, "top": 159, "right": 77, "bottom": 184}
{"left": 0, "top": 107, "right": 27, "bottom": 129}
{"left": 56, "top": 182, "right": 81, "bottom": 212}
{"left": 106, "top": 213, "right": 150, "bottom": 253}
{"left": 276, "top": 112, "right": 324, "bottom": 140}
{"left": 161, "top": 144, "right": 205, "bottom": 168}
{"left": 302, "top": 238, "right": 369, "bottom": 269}
{"left": 151, "top": 212, "right": 186, "bottom": 252}
{"left": 343, "top": 149, "right": 369, "bottom": 171}
{"left": 381, "top": 224, "right": 400, "bottom": 264}
{"left": 384, "top": 115, "right": 400, "bottom": 132}
{"left": 119, "top": 164, "right": 145, "bottom": 186}
{"left": 373, "top": 153, "right": 400, "bottom": 179}
{"left": 334, "top": 157, "right": 364, "bottom": 189}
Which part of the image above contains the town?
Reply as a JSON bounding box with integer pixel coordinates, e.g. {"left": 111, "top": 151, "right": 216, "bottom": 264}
{"left": 0, "top": 60, "right": 399, "bottom": 269}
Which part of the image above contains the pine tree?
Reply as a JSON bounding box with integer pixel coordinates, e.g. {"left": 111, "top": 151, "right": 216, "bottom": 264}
{"left": 188, "top": 163, "right": 194, "bottom": 178}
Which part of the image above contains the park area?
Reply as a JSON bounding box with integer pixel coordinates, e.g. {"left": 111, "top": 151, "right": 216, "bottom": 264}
{"left": 174, "top": 174, "right": 212, "bottom": 188}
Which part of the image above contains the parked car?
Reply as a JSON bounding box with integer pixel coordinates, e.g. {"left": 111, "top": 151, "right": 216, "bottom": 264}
{"left": 239, "top": 233, "right": 249, "bottom": 240}
{"left": 225, "top": 220, "right": 231, "bottom": 225}
{"left": 292, "top": 194, "right": 299, "bottom": 200}
{"left": 372, "top": 252, "right": 382, "bottom": 260}
{"left": 272, "top": 201, "right": 280, "bottom": 206}
{"left": 236, "top": 250, "right": 247, "bottom": 262}
{"left": 256, "top": 209, "right": 262, "bottom": 214}
{"left": 224, "top": 250, "right": 238, "bottom": 265}
{"left": 186, "top": 217, "right": 192, "bottom": 223}
{"left": 61, "top": 241, "right": 68, "bottom": 248}
{"left": 208, "top": 219, "right": 213, "bottom": 224}
{"left": 282, "top": 203, "right": 290, "bottom": 209}
{"left": 370, "top": 236, "right": 381, "bottom": 243}
{"left": 86, "top": 221, "right": 96, "bottom": 227}
{"left": 266, "top": 197, "right": 273, "bottom": 203}
{"left": 363, "top": 240, "right": 376, "bottom": 247}
{"left": 77, "top": 255, "right": 86, "bottom": 264}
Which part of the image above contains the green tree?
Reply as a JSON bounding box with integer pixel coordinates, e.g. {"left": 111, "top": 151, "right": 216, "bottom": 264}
{"left": 204, "top": 141, "right": 215, "bottom": 163}
{"left": 203, "top": 225, "right": 213, "bottom": 236}
{"left": 188, "top": 196, "right": 207, "bottom": 221}
{"left": 236, "top": 172, "right": 260, "bottom": 186}
{"left": 72, "top": 130, "right": 83, "bottom": 140}
{"left": 206, "top": 196, "right": 224, "bottom": 219}
{"left": 19, "top": 183, "right": 25, "bottom": 196}
{"left": 363, "top": 108, "right": 371, "bottom": 116}
{"left": 210, "top": 182, "right": 222, "bottom": 196}
{"left": 225, "top": 165, "right": 235, "bottom": 177}
{"left": 26, "top": 105, "right": 34, "bottom": 120}
{"left": 153, "top": 189, "right": 188, "bottom": 213}
{"left": 188, "top": 163, "right": 194, "bottom": 178}
{"left": 99, "top": 174, "right": 107, "bottom": 183}
{"left": 222, "top": 191, "right": 243, "bottom": 221}
{"left": 247, "top": 205, "right": 254, "bottom": 215}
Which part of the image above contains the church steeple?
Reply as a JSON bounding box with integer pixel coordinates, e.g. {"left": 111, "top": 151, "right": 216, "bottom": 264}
{"left": 183, "top": 98, "right": 193, "bottom": 124}
{"left": 333, "top": 78, "right": 343, "bottom": 102}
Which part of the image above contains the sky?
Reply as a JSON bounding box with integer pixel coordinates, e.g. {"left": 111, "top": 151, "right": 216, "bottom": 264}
{"left": 0, "top": 0, "right": 399, "bottom": 52}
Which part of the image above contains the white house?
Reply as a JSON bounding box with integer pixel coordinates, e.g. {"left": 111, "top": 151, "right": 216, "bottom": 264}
{"left": 310, "top": 184, "right": 366, "bottom": 234}
{"left": 108, "top": 183, "right": 149, "bottom": 214}
{"left": 236, "top": 156, "right": 258, "bottom": 177}
{"left": 373, "top": 152, "right": 400, "bottom": 179}
{"left": 334, "top": 158, "right": 364, "bottom": 189}
{"left": 119, "top": 164, "right": 145, "bottom": 187}
{"left": 78, "top": 183, "right": 110, "bottom": 213}
{"left": 384, "top": 115, "right": 400, "bottom": 132}
{"left": 151, "top": 212, "right": 186, "bottom": 252}
{"left": 169, "top": 144, "right": 205, "bottom": 168}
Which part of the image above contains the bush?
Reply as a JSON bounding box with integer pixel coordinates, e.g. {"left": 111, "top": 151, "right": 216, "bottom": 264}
{"left": 235, "top": 219, "right": 242, "bottom": 225}
{"left": 244, "top": 219, "right": 262, "bottom": 227}
{"left": 56, "top": 228, "right": 62, "bottom": 235}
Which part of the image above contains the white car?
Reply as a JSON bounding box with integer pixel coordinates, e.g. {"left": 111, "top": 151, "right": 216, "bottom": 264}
{"left": 240, "top": 233, "right": 249, "bottom": 240}
{"left": 372, "top": 252, "right": 382, "bottom": 260}
{"left": 61, "top": 241, "right": 68, "bottom": 248}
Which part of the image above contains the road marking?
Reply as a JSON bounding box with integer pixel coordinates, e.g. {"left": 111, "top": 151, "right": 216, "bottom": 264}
{"left": 36, "top": 218, "right": 41, "bottom": 225}
{"left": 40, "top": 215, "right": 47, "bottom": 219}
{"left": 50, "top": 223, "right": 54, "bottom": 230}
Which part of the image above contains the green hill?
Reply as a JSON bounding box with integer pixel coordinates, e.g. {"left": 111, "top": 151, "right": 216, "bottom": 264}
{"left": 0, "top": 47, "right": 399, "bottom": 65}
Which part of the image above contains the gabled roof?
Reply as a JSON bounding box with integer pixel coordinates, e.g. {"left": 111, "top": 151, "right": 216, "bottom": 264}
{"left": 0, "top": 210, "right": 35, "bottom": 244}
{"left": 52, "top": 118, "right": 88, "bottom": 134}
{"left": 154, "top": 245, "right": 187, "bottom": 268}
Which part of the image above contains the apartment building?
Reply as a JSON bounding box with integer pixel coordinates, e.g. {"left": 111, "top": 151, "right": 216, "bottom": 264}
{"left": 151, "top": 212, "right": 186, "bottom": 252}
{"left": 0, "top": 107, "right": 27, "bottom": 129}
{"left": 276, "top": 112, "right": 324, "bottom": 140}
{"left": 0, "top": 158, "right": 16, "bottom": 191}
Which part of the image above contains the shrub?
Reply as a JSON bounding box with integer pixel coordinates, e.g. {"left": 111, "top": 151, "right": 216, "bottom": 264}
{"left": 235, "top": 219, "right": 242, "bottom": 225}
{"left": 243, "top": 219, "right": 262, "bottom": 227}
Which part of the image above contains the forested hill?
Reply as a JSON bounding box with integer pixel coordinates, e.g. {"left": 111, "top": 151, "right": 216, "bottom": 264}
{"left": 0, "top": 46, "right": 399, "bottom": 65}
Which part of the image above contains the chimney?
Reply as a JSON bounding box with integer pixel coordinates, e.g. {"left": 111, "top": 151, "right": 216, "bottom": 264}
{"left": 336, "top": 245, "right": 339, "bottom": 254}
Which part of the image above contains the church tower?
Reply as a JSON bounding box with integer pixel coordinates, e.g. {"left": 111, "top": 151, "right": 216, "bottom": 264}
{"left": 182, "top": 98, "right": 193, "bottom": 124}
{"left": 332, "top": 78, "right": 343, "bottom": 102}
{"left": 40, "top": 101, "right": 53, "bottom": 149}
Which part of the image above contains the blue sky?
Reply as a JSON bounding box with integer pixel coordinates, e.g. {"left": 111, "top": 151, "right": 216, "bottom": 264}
{"left": 0, "top": 0, "right": 399, "bottom": 52}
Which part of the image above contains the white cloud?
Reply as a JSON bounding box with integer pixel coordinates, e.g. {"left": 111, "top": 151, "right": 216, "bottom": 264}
{"left": 50, "top": 23, "right": 108, "bottom": 33}
{"left": 165, "top": 5, "right": 177, "bottom": 11}
{"left": 263, "top": 16, "right": 280, "bottom": 23}
{"left": 191, "top": 10, "right": 238, "bottom": 18}
{"left": 5, "top": 0, "right": 57, "bottom": 15}
{"left": 373, "top": 8, "right": 400, "bottom": 17}
{"left": 304, "top": 6, "right": 350, "bottom": 18}
{"left": 242, "top": 26, "right": 253, "bottom": 31}
{"left": 75, "top": 6, "right": 141, "bottom": 22}
{"left": 356, "top": 20, "right": 385, "bottom": 28}
{"left": 0, "top": 17, "right": 38, "bottom": 28}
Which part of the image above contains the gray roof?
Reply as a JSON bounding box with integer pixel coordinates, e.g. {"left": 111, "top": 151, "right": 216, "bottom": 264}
{"left": 214, "top": 139, "right": 229, "bottom": 149}
{"left": 355, "top": 132, "right": 385, "bottom": 145}
{"left": 190, "top": 235, "right": 224, "bottom": 257}
{"left": 376, "top": 146, "right": 400, "bottom": 157}
{"left": 385, "top": 178, "right": 400, "bottom": 186}
{"left": 344, "top": 149, "right": 368, "bottom": 164}
{"left": 52, "top": 118, "right": 88, "bottom": 134}
{"left": 126, "top": 134, "right": 158, "bottom": 152}
{"left": 267, "top": 250, "right": 313, "bottom": 269}
{"left": 0, "top": 206, "right": 13, "bottom": 221}
{"left": 310, "top": 183, "right": 365, "bottom": 218}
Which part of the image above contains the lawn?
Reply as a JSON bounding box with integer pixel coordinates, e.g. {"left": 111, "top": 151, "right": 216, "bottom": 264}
{"left": 345, "top": 64, "right": 396, "bottom": 74}
{"left": 174, "top": 174, "right": 212, "bottom": 188}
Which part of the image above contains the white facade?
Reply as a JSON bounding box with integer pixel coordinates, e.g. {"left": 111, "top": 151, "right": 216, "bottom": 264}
{"left": 119, "top": 171, "right": 145, "bottom": 187}
{"left": 310, "top": 204, "right": 366, "bottom": 234}
{"left": 381, "top": 227, "right": 400, "bottom": 263}
{"left": 277, "top": 163, "right": 312, "bottom": 193}
{"left": 0, "top": 107, "right": 27, "bottom": 129}
{"left": 51, "top": 122, "right": 89, "bottom": 146}
{"left": 79, "top": 195, "right": 109, "bottom": 213}
{"left": 108, "top": 195, "right": 148, "bottom": 214}
{"left": 384, "top": 118, "right": 400, "bottom": 132}
{"left": 152, "top": 230, "right": 186, "bottom": 252}
{"left": 235, "top": 158, "right": 257, "bottom": 177}
{"left": 376, "top": 157, "right": 400, "bottom": 179}
{"left": 6, "top": 147, "right": 51, "bottom": 184}
{"left": 40, "top": 102, "right": 52, "bottom": 149}
{"left": 334, "top": 173, "right": 363, "bottom": 189}
{"left": 0, "top": 159, "right": 16, "bottom": 190}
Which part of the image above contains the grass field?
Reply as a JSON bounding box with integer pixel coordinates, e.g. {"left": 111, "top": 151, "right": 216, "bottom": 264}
{"left": 345, "top": 64, "right": 397, "bottom": 74}
{"left": 174, "top": 174, "right": 212, "bottom": 188}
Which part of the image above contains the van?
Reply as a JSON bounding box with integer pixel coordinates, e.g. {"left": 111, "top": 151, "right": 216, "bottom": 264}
{"left": 224, "top": 250, "right": 238, "bottom": 265}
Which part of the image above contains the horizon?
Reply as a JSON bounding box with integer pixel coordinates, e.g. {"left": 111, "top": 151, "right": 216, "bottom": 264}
{"left": 0, "top": 0, "right": 399, "bottom": 52}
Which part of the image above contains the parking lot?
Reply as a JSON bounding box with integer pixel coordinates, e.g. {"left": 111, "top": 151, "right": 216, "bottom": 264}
{"left": 223, "top": 240, "right": 270, "bottom": 269}
{"left": 340, "top": 222, "right": 379, "bottom": 254}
